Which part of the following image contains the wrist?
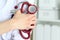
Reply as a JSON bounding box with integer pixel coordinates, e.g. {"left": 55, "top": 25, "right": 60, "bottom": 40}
{"left": 8, "top": 19, "right": 16, "bottom": 30}
{"left": 9, "top": 18, "right": 19, "bottom": 30}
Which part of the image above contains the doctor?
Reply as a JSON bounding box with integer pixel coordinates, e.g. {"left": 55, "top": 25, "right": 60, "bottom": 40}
{"left": 0, "top": 0, "right": 36, "bottom": 40}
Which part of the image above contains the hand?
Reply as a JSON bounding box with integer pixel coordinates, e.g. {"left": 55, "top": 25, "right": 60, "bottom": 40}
{"left": 11, "top": 10, "right": 37, "bottom": 30}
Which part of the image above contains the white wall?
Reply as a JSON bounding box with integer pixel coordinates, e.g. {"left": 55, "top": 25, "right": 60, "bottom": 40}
{"left": 38, "top": 0, "right": 58, "bottom": 20}
{"left": 33, "top": 24, "right": 60, "bottom": 40}
{"left": 33, "top": 0, "right": 60, "bottom": 40}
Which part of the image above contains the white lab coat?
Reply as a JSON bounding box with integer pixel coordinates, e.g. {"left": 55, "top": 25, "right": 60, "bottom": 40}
{"left": 0, "top": 0, "right": 30, "bottom": 40}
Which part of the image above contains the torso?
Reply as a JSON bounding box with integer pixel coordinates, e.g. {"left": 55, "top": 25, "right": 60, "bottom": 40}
{"left": 0, "top": 0, "right": 30, "bottom": 40}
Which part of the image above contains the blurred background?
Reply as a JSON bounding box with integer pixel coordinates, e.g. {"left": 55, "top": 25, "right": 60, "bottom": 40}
{"left": 27, "top": 0, "right": 60, "bottom": 40}
{"left": 1, "top": 0, "right": 60, "bottom": 40}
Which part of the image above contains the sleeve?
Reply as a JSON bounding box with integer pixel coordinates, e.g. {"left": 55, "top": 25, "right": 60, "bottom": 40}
{"left": 0, "top": 0, "right": 17, "bottom": 22}
{"left": 17, "top": 0, "right": 27, "bottom": 3}
{"left": 0, "top": 0, "right": 31, "bottom": 40}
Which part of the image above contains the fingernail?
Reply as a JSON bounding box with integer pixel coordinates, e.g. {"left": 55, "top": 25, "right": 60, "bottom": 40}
{"left": 31, "top": 24, "right": 34, "bottom": 26}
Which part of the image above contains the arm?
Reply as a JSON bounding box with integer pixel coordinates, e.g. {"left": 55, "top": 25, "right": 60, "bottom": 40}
{"left": 0, "top": 19, "right": 13, "bottom": 35}
{"left": 0, "top": 10, "right": 36, "bottom": 35}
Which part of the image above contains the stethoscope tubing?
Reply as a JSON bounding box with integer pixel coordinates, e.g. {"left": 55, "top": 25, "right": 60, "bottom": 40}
{"left": 13, "top": 1, "right": 38, "bottom": 39}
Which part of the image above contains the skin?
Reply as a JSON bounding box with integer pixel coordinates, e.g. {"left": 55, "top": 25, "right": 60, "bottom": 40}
{"left": 0, "top": 10, "right": 36, "bottom": 35}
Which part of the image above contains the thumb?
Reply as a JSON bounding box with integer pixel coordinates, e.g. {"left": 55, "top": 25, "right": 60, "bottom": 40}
{"left": 15, "top": 10, "right": 22, "bottom": 16}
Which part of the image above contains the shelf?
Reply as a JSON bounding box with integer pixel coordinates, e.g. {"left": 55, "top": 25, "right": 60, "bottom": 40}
{"left": 37, "top": 19, "right": 60, "bottom": 25}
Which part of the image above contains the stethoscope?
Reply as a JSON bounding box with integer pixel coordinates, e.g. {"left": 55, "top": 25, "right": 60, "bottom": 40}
{"left": 0, "top": 1, "right": 38, "bottom": 39}
{"left": 13, "top": 1, "right": 38, "bottom": 39}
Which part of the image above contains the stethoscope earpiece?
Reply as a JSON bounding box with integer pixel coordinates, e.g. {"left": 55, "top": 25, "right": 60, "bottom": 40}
{"left": 14, "top": 6, "right": 18, "bottom": 9}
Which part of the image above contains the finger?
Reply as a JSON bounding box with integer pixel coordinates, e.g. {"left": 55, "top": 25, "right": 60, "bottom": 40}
{"left": 15, "top": 10, "right": 21, "bottom": 16}
{"left": 28, "top": 17, "right": 36, "bottom": 24}
{"left": 27, "top": 15, "right": 36, "bottom": 20}
{"left": 29, "top": 21, "right": 37, "bottom": 29}
{"left": 26, "top": 20, "right": 36, "bottom": 29}
{"left": 28, "top": 24, "right": 36, "bottom": 29}
{"left": 25, "top": 18, "right": 37, "bottom": 29}
{"left": 30, "top": 20, "right": 37, "bottom": 25}
{"left": 31, "top": 16, "right": 36, "bottom": 21}
{"left": 30, "top": 18, "right": 37, "bottom": 23}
